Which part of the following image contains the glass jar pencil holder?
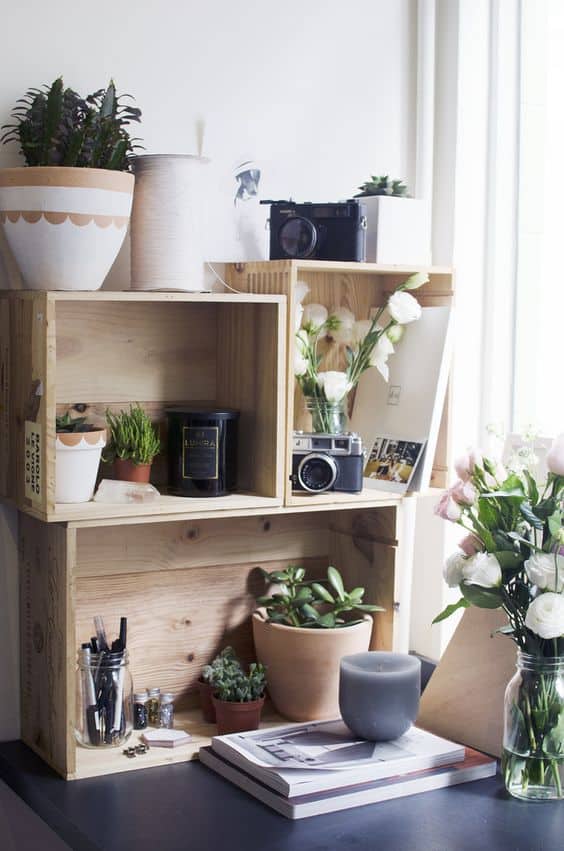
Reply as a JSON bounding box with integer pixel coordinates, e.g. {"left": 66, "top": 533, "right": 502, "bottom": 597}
{"left": 75, "top": 649, "right": 133, "bottom": 748}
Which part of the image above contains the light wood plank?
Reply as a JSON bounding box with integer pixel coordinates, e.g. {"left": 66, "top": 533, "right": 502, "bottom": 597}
{"left": 20, "top": 515, "right": 76, "bottom": 777}
{"left": 0, "top": 297, "right": 9, "bottom": 497}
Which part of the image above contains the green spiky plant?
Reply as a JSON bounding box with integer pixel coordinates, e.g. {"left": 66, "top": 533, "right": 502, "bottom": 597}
{"left": 201, "top": 647, "right": 243, "bottom": 685}
{"left": 104, "top": 404, "right": 161, "bottom": 466}
{"left": 257, "top": 564, "right": 384, "bottom": 629}
{"left": 355, "top": 175, "right": 409, "bottom": 197}
{"left": 56, "top": 411, "right": 98, "bottom": 433}
{"left": 1, "top": 77, "right": 142, "bottom": 170}
{"left": 212, "top": 661, "right": 267, "bottom": 703}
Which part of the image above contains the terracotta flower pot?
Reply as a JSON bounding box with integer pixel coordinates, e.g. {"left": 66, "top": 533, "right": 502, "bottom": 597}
{"left": 114, "top": 459, "right": 152, "bottom": 483}
{"left": 212, "top": 695, "right": 265, "bottom": 735}
{"left": 197, "top": 679, "right": 216, "bottom": 723}
{"left": 56, "top": 429, "right": 106, "bottom": 503}
{"left": 252, "top": 611, "right": 373, "bottom": 721}
{"left": 0, "top": 167, "right": 134, "bottom": 291}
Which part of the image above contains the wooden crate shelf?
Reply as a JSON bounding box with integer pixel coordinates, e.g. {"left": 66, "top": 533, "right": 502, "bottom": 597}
{"left": 19, "top": 501, "right": 411, "bottom": 780}
{"left": 225, "top": 260, "right": 454, "bottom": 502}
{"left": 0, "top": 290, "right": 286, "bottom": 521}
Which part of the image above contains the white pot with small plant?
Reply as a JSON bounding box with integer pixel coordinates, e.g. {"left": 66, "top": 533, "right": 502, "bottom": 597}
{"left": 355, "top": 175, "right": 431, "bottom": 265}
{"left": 104, "top": 404, "right": 161, "bottom": 483}
{"left": 0, "top": 77, "right": 141, "bottom": 291}
{"left": 252, "top": 564, "right": 383, "bottom": 721}
{"left": 56, "top": 412, "right": 106, "bottom": 504}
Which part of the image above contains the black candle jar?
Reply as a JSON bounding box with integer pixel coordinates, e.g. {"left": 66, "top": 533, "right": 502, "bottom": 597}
{"left": 166, "top": 407, "right": 239, "bottom": 497}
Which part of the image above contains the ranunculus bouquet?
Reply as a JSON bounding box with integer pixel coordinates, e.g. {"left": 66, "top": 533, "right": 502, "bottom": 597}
{"left": 294, "top": 273, "right": 425, "bottom": 433}
{"left": 435, "top": 437, "right": 564, "bottom": 799}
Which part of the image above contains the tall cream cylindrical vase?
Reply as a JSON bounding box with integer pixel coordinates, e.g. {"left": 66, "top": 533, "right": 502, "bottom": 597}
{"left": 130, "top": 154, "right": 210, "bottom": 292}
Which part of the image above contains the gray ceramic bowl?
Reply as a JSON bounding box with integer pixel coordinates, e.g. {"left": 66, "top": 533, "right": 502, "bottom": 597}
{"left": 339, "top": 651, "right": 421, "bottom": 741}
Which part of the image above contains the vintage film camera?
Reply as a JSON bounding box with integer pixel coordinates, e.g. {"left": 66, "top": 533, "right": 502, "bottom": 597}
{"left": 262, "top": 200, "right": 367, "bottom": 262}
{"left": 291, "top": 432, "right": 363, "bottom": 494}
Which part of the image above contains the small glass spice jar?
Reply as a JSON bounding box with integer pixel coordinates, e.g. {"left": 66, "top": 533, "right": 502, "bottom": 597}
{"left": 159, "top": 692, "right": 175, "bottom": 729}
{"left": 147, "top": 687, "right": 161, "bottom": 726}
{"left": 133, "top": 690, "right": 149, "bottom": 730}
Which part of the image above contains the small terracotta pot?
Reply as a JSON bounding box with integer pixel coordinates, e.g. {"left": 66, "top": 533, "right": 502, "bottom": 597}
{"left": 114, "top": 459, "right": 152, "bottom": 483}
{"left": 197, "top": 679, "right": 216, "bottom": 723}
{"left": 212, "top": 695, "right": 265, "bottom": 735}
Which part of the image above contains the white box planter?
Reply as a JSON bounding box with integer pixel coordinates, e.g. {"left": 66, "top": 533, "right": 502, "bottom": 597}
{"left": 56, "top": 429, "right": 106, "bottom": 504}
{"left": 362, "top": 196, "right": 431, "bottom": 265}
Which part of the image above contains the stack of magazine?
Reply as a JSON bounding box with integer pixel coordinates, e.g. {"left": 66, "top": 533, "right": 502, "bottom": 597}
{"left": 199, "top": 719, "right": 496, "bottom": 819}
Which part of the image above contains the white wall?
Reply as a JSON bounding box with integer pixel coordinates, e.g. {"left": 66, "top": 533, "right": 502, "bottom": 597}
{"left": 0, "top": 0, "right": 417, "bottom": 740}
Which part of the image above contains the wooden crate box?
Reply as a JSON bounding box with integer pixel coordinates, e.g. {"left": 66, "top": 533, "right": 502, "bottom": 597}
{"left": 0, "top": 291, "right": 286, "bottom": 522}
{"left": 19, "top": 499, "right": 411, "bottom": 780}
{"left": 226, "top": 260, "right": 454, "bottom": 503}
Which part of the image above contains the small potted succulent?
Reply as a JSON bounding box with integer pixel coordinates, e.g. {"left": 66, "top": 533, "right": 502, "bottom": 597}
{"left": 104, "top": 404, "right": 161, "bottom": 483}
{"left": 199, "top": 647, "right": 242, "bottom": 724}
{"left": 0, "top": 77, "right": 141, "bottom": 291}
{"left": 253, "top": 565, "right": 383, "bottom": 721}
{"left": 211, "top": 660, "right": 267, "bottom": 735}
{"left": 56, "top": 411, "right": 106, "bottom": 503}
{"left": 354, "top": 174, "right": 430, "bottom": 265}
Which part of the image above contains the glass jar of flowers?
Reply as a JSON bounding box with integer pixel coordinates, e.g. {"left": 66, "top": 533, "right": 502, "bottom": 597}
{"left": 434, "top": 436, "right": 564, "bottom": 800}
{"left": 293, "top": 273, "right": 426, "bottom": 434}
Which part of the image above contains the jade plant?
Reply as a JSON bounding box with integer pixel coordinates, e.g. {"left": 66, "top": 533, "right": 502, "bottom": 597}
{"left": 56, "top": 411, "right": 98, "bottom": 433}
{"left": 213, "top": 662, "right": 267, "bottom": 703}
{"left": 355, "top": 175, "right": 409, "bottom": 197}
{"left": 104, "top": 404, "right": 161, "bottom": 466}
{"left": 1, "top": 76, "right": 142, "bottom": 170}
{"left": 256, "top": 564, "right": 384, "bottom": 629}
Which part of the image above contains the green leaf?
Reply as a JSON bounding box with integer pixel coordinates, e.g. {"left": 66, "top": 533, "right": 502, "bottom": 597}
{"left": 520, "top": 501, "right": 544, "bottom": 530}
{"left": 267, "top": 571, "right": 290, "bottom": 583}
{"left": 311, "top": 583, "right": 335, "bottom": 604}
{"left": 327, "top": 566, "right": 345, "bottom": 601}
{"left": 493, "top": 550, "right": 524, "bottom": 571}
{"left": 461, "top": 583, "right": 502, "bottom": 609}
{"left": 523, "top": 470, "right": 539, "bottom": 504}
{"left": 432, "top": 598, "right": 470, "bottom": 624}
{"left": 548, "top": 510, "right": 563, "bottom": 537}
{"left": 354, "top": 603, "right": 385, "bottom": 613}
{"left": 316, "top": 612, "right": 337, "bottom": 628}
{"left": 300, "top": 603, "right": 319, "bottom": 621}
{"left": 42, "top": 77, "right": 63, "bottom": 164}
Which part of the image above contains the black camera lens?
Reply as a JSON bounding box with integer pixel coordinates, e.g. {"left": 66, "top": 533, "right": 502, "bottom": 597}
{"left": 298, "top": 453, "right": 337, "bottom": 492}
{"left": 279, "top": 217, "right": 317, "bottom": 258}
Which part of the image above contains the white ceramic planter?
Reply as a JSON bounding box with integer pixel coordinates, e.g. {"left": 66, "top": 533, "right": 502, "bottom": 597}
{"left": 130, "top": 154, "right": 211, "bottom": 292}
{"left": 252, "top": 611, "right": 372, "bottom": 721}
{"left": 0, "top": 168, "right": 134, "bottom": 291}
{"left": 56, "top": 429, "right": 106, "bottom": 504}
{"left": 362, "top": 196, "right": 431, "bottom": 265}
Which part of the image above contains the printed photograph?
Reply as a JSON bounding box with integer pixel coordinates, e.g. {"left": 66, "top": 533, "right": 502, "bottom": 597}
{"left": 365, "top": 438, "right": 425, "bottom": 487}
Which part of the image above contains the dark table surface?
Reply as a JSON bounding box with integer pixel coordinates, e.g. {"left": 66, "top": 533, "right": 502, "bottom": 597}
{"left": 0, "top": 740, "right": 562, "bottom": 851}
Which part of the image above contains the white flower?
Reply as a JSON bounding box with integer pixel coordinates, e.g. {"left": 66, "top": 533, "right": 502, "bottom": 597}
{"left": 294, "top": 352, "right": 308, "bottom": 377}
{"left": 368, "top": 333, "right": 395, "bottom": 381}
{"left": 388, "top": 291, "right": 422, "bottom": 325}
{"left": 525, "top": 592, "right": 564, "bottom": 639}
{"left": 295, "top": 280, "right": 310, "bottom": 304}
{"left": 330, "top": 307, "right": 356, "bottom": 344}
{"left": 351, "top": 320, "right": 372, "bottom": 346}
{"left": 387, "top": 324, "right": 404, "bottom": 344}
{"left": 525, "top": 552, "right": 564, "bottom": 593}
{"left": 462, "top": 552, "right": 502, "bottom": 589}
{"left": 294, "top": 303, "right": 304, "bottom": 332}
{"left": 302, "top": 303, "right": 328, "bottom": 331}
{"left": 403, "top": 272, "right": 429, "bottom": 290}
{"left": 295, "top": 329, "right": 309, "bottom": 354}
{"left": 316, "top": 371, "right": 352, "bottom": 403}
{"left": 443, "top": 552, "right": 466, "bottom": 588}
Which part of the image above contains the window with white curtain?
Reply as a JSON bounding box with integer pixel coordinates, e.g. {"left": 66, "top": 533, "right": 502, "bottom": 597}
{"left": 513, "top": 0, "right": 564, "bottom": 436}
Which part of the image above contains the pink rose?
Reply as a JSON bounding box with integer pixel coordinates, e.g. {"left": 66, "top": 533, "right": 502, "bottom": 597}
{"left": 454, "top": 449, "right": 483, "bottom": 481}
{"left": 450, "top": 479, "right": 478, "bottom": 506}
{"left": 547, "top": 434, "right": 564, "bottom": 476}
{"left": 434, "top": 491, "right": 462, "bottom": 522}
{"left": 459, "top": 534, "right": 483, "bottom": 556}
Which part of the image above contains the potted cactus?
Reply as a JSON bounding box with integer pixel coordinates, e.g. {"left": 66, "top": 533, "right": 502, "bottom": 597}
{"left": 253, "top": 565, "right": 383, "bottom": 721}
{"left": 198, "top": 647, "right": 242, "bottom": 724}
{"left": 354, "top": 174, "right": 430, "bottom": 265}
{"left": 104, "top": 404, "right": 161, "bottom": 483}
{"left": 56, "top": 411, "right": 106, "bottom": 504}
{"left": 0, "top": 77, "right": 141, "bottom": 291}
{"left": 211, "top": 660, "right": 267, "bottom": 735}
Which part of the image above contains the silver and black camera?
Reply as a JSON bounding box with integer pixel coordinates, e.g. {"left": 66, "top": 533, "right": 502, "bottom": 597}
{"left": 262, "top": 199, "right": 367, "bottom": 262}
{"left": 291, "top": 432, "right": 363, "bottom": 494}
